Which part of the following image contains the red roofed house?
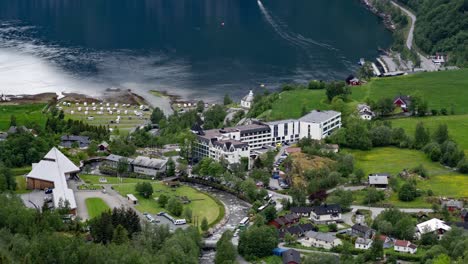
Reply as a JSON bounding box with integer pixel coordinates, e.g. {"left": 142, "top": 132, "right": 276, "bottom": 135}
{"left": 393, "top": 95, "right": 412, "bottom": 112}
{"left": 269, "top": 213, "right": 300, "bottom": 229}
{"left": 394, "top": 240, "right": 417, "bottom": 254}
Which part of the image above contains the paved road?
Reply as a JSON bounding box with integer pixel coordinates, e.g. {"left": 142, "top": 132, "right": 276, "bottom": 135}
{"left": 351, "top": 205, "right": 433, "bottom": 219}
{"left": 390, "top": 0, "right": 437, "bottom": 72}
{"left": 326, "top": 185, "right": 367, "bottom": 194}
{"left": 278, "top": 242, "right": 341, "bottom": 257}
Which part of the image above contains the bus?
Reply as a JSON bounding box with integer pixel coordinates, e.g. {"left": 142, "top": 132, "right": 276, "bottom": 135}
{"left": 257, "top": 205, "right": 268, "bottom": 212}
{"left": 239, "top": 217, "right": 249, "bottom": 228}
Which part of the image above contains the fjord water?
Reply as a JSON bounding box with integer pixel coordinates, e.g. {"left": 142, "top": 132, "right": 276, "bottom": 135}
{"left": 0, "top": 0, "right": 391, "bottom": 101}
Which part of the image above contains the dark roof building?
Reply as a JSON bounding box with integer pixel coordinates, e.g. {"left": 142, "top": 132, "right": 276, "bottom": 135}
{"left": 282, "top": 249, "right": 301, "bottom": 264}
{"left": 351, "top": 224, "right": 374, "bottom": 239}
{"left": 312, "top": 204, "right": 342, "bottom": 215}
{"left": 290, "top": 207, "right": 314, "bottom": 216}
{"left": 269, "top": 213, "right": 300, "bottom": 229}
{"left": 60, "top": 135, "right": 90, "bottom": 148}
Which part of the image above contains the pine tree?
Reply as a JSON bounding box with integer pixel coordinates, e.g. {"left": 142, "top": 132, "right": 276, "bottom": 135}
{"left": 201, "top": 217, "right": 209, "bottom": 232}
{"left": 113, "top": 225, "right": 129, "bottom": 245}
{"left": 414, "top": 122, "right": 430, "bottom": 149}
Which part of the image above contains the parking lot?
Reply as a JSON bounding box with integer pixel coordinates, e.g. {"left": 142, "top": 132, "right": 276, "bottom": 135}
{"left": 21, "top": 190, "right": 48, "bottom": 211}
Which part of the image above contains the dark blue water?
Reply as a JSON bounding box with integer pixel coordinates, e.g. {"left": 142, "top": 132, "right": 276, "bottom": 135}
{"left": 0, "top": 0, "right": 391, "bottom": 101}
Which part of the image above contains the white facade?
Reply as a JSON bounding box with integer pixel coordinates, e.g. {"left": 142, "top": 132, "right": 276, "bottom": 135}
{"left": 132, "top": 156, "right": 167, "bottom": 176}
{"left": 310, "top": 212, "right": 342, "bottom": 224}
{"left": 394, "top": 242, "right": 417, "bottom": 254}
{"left": 355, "top": 238, "right": 373, "bottom": 250}
{"left": 300, "top": 231, "right": 342, "bottom": 250}
{"left": 298, "top": 110, "right": 342, "bottom": 140}
{"left": 241, "top": 90, "right": 254, "bottom": 109}
{"left": 194, "top": 110, "right": 342, "bottom": 164}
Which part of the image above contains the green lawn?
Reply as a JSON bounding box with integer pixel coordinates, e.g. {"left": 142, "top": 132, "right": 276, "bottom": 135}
{"left": 15, "top": 175, "right": 30, "bottom": 194}
{"left": 392, "top": 115, "right": 468, "bottom": 154}
{"left": 0, "top": 104, "right": 47, "bottom": 130}
{"left": 348, "top": 147, "right": 468, "bottom": 207}
{"left": 351, "top": 69, "right": 468, "bottom": 114}
{"left": 80, "top": 174, "right": 151, "bottom": 185}
{"left": 85, "top": 198, "right": 111, "bottom": 219}
{"left": 113, "top": 182, "right": 222, "bottom": 227}
{"left": 345, "top": 147, "right": 448, "bottom": 176}
{"left": 266, "top": 89, "right": 331, "bottom": 121}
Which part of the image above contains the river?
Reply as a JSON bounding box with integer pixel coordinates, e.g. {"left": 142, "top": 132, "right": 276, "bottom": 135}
{"left": 0, "top": 0, "right": 392, "bottom": 102}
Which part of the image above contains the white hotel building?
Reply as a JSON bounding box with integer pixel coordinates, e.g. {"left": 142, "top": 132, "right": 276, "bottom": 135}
{"left": 193, "top": 110, "right": 341, "bottom": 165}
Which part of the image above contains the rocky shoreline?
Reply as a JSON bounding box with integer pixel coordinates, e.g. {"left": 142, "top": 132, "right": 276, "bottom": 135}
{"left": 361, "top": 0, "right": 397, "bottom": 31}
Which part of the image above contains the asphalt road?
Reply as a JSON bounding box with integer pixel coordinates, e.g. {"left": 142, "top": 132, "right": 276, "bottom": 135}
{"left": 390, "top": 0, "right": 437, "bottom": 72}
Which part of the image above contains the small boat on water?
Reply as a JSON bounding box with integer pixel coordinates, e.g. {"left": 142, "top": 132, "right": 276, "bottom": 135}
{"left": 358, "top": 58, "right": 365, "bottom": 66}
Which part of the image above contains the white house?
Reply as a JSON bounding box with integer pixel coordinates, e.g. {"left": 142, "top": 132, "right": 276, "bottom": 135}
{"left": 394, "top": 240, "right": 417, "bottom": 254}
{"left": 368, "top": 173, "right": 390, "bottom": 189}
{"left": 300, "top": 231, "right": 342, "bottom": 250}
{"left": 132, "top": 156, "right": 168, "bottom": 176}
{"left": 357, "top": 104, "right": 375, "bottom": 120}
{"left": 309, "top": 204, "right": 342, "bottom": 224}
{"left": 355, "top": 237, "right": 373, "bottom": 250}
{"left": 241, "top": 90, "right": 254, "bottom": 109}
{"left": 416, "top": 218, "right": 451, "bottom": 239}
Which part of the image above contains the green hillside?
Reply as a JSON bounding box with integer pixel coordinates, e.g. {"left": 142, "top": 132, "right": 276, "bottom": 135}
{"left": 392, "top": 115, "right": 468, "bottom": 154}
{"left": 0, "top": 104, "right": 47, "bottom": 130}
{"left": 352, "top": 69, "right": 468, "bottom": 114}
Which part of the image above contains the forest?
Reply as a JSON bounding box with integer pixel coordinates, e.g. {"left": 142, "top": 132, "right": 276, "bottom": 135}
{"left": 399, "top": 0, "right": 468, "bottom": 66}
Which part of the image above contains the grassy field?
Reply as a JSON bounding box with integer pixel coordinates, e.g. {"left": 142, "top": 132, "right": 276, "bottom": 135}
{"left": 0, "top": 104, "right": 47, "bottom": 130}
{"left": 351, "top": 69, "right": 468, "bottom": 114}
{"left": 348, "top": 147, "right": 468, "bottom": 206}
{"left": 85, "top": 197, "right": 110, "bottom": 219}
{"left": 345, "top": 147, "right": 448, "bottom": 176}
{"left": 266, "top": 89, "right": 330, "bottom": 120}
{"left": 61, "top": 102, "right": 151, "bottom": 131}
{"left": 80, "top": 174, "right": 151, "bottom": 185}
{"left": 391, "top": 115, "right": 468, "bottom": 154}
{"left": 113, "top": 182, "right": 222, "bottom": 227}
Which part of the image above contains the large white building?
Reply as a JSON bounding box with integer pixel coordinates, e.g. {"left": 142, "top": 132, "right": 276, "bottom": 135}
{"left": 26, "top": 147, "right": 79, "bottom": 214}
{"left": 193, "top": 110, "right": 341, "bottom": 164}
{"left": 132, "top": 156, "right": 168, "bottom": 177}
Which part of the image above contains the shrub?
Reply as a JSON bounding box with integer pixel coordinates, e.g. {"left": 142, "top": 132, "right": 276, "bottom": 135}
{"left": 457, "top": 159, "right": 468, "bottom": 174}
{"left": 135, "top": 182, "right": 153, "bottom": 198}
{"left": 398, "top": 183, "right": 417, "bottom": 201}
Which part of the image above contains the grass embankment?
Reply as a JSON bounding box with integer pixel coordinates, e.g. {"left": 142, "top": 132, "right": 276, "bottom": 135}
{"left": 85, "top": 198, "right": 111, "bottom": 219}
{"left": 351, "top": 69, "right": 468, "bottom": 114}
{"left": 13, "top": 166, "right": 32, "bottom": 194}
{"left": 0, "top": 104, "right": 47, "bottom": 130}
{"left": 392, "top": 115, "right": 468, "bottom": 154}
{"left": 347, "top": 147, "right": 468, "bottom": 207}
{"left": 263, "top": 89, "right": 331, "bottom": 121}
{"left": 80, "top": 174, "right": 150, "bottom": 185}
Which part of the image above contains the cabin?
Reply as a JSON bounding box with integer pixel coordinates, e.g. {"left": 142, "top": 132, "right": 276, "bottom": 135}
{"left": 98, "top": 141, "right": 109, "bottom": 152}
{"left": 309, "top": 204, "right": 342, "bottom": 224}
{"left": 368, "top": 173, "right": 390, "bottom": 189}
{"left": 60, "top": 135, "right": 90, "bottom": 148}
{"left": 394, "top": 240, "right": 417, "bottom": 254}
{"left": 279, "top": 223, "right": 315, "bottom": 239}
{"left": 393, "top": 95, "right": 412, "bottom": 112}
{"left": 441, "top": 199, "right": 464, "bottom": 212}
{"left": 282, "top": 249, "right": 301, "bottom": 264}
{"left": 355, "top": 237, "right": 373, "bottom": 250}
{"left": 345, "top": 75, "right": 361, "bottom": 86}
{"left": 357, "top": 104, "right": 375, "bottom": 120}
{"left": 269, "top": 214, "right": 300, "bottom": 229}
{"left": 351, "top": 224, "right": 374, "bottom": 239}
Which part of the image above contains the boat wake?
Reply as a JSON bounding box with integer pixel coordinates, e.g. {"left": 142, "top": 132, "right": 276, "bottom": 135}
{"left": 256, "top": 0, "right": 337, "bottom": 52}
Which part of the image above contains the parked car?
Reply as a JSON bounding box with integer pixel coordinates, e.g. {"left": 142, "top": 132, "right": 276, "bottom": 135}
{"left": 45, "top": 188, "right": 53, "bottom": 194}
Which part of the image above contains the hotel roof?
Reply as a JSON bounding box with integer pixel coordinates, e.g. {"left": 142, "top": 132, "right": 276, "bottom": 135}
{"left": 299, "top": 110, "right": 340, "bottom": 123}
{"left": 132, "top": 156, "right": 167, "bottom": 169}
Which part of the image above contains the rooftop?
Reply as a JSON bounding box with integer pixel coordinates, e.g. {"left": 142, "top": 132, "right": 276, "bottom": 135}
{"left": 368, "top": 175, "right": 389, "bottom": 185}
{"left": 299, "top": 110, "right": 340, "bottom": 123}
{"left": 27, "top": 147, "right": 79, "bottom": 210}
{"left": 355, "top": 237, "right": 373, "bottom": 245}
{"left": 312, "top": 204, "right": 342, "bottom": 215}
{"left": 132, "top": 156, "right": 167, "bottom": 169}
{"left": 282, "top": 249, "right": 301, "bottom": 264}
{"left": 106, "top": 154, "right": 134, "bottom": 163}
{"left": 242, "top": 90, "right": 254, "bottom": 103}
{"left": 417, "top": 218, "right": 451, "bottom": 234}
{"left": 304, "top": 231, "right": 338, "bottom": 243}
{"left": 266, "top": 119, "right": 297, "bottom": 126}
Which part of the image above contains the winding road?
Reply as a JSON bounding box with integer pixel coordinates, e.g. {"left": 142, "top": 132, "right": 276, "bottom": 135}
{"left": 390, "top": 1, "right": 437, "bottom": 71}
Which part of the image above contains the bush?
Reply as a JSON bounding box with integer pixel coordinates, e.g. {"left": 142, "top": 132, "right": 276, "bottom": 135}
{"left": 135, "top": 182, "right": 153, "bottom": 198}
{"left": 364, "top": 188, "right": 385, "bottom": 204}
{"left": 457, "top": 159, "right": 468, "bottom": 174}
{"left": 166, "top": 197, "right": 183, "bottom": 217}
{"left": 398, "top": 183, "right": 417, "bottom": 201}
{"left": 411, "top": 164, "right": 428, "bottom": 178}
